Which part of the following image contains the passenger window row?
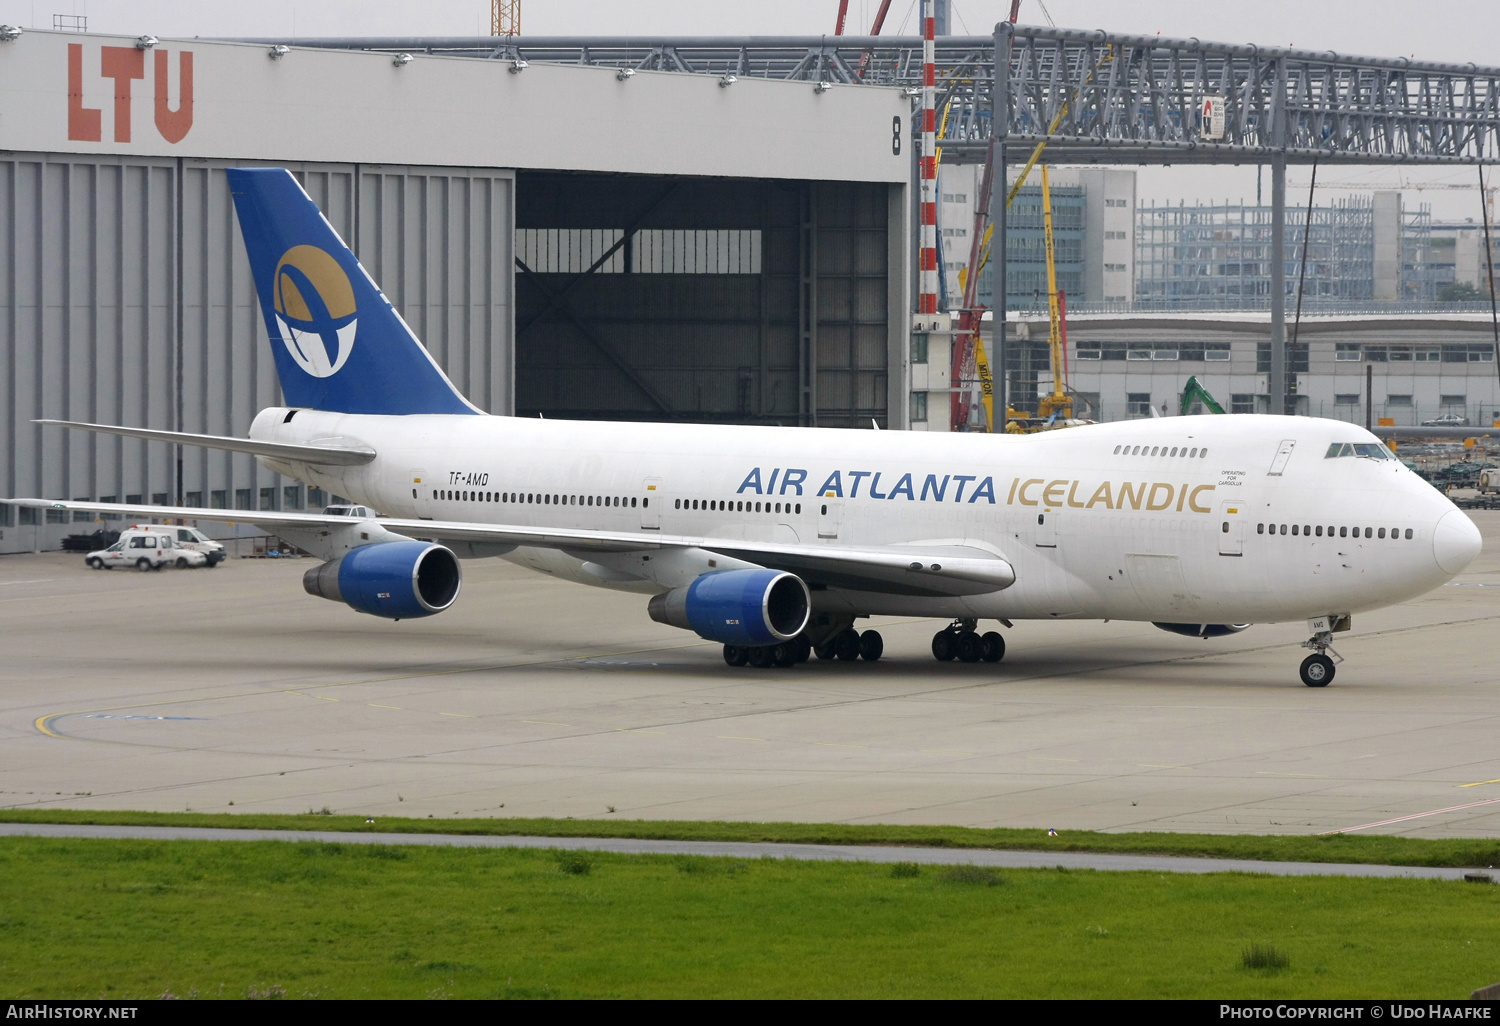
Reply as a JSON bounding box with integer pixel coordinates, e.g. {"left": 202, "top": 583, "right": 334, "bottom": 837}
{"left": 1257, "top": 522, "right": 1412, "bottom": 540}
{"left": 676, "top": 498, "right": 802, "bottom": 515}
{"left": 430, "top": 489, "right": 642, "bottom": 509}
{"left": 1113, "top": 444, "right": 1208, "bottom": 458}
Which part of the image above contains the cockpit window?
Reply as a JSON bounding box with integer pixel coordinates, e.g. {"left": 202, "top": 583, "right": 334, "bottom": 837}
{"left": 1325, "top": 442, "right": 1395, "bottom": 460}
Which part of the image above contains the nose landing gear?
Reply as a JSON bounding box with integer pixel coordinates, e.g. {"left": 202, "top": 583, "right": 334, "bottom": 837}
{"left": 1299, "top": 632, "right": 1342, "bottom": 687}
{"left": 1298, "top": 615, "right": 1350, "bottom": 687}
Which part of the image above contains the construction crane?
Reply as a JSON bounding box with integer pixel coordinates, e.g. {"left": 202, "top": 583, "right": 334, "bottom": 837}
{"left": 1034, "top": 164, "right": 1072, "bottom": 424}
{"left": 492, "top": 0, "right": 520, "bottom": 37}
{"left": 951, "top": 20, "right": 1113, "bottom": 432}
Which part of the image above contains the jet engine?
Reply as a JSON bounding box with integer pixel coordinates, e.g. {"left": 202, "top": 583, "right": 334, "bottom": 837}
{"left": 1153, "top": 622, "right": 1251, "bottom": 639}
{"left": 303, "top": 540, "right": 461, "bottom": 619}
{"left": 647, "top": 568, "right": 810, "bottom": 646}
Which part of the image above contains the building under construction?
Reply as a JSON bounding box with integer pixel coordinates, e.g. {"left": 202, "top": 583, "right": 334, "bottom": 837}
{"left": 1135, "top": 194, "right": 1444, "bottom": 310}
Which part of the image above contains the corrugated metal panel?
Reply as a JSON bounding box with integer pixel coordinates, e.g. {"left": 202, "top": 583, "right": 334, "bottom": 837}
{"left": 358, "top": 167, "right": 513, "bottom": 418}
{"left": 1, "top": 157, "right": 179, "bottom": 521}
{"left": 1, "top": 154, "right": 514, "bottom": 551}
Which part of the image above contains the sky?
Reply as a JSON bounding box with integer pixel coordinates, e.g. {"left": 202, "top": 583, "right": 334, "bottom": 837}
{"left": 5, "top": 0, "right": 1497, "bottom": 220}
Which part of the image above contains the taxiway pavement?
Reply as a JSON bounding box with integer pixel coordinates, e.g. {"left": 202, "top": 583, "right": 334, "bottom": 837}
{"left": 3, "top": 513, "right": 1498, "bottom": 838}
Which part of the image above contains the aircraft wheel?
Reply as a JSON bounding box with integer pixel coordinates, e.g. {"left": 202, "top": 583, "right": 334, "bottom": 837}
{"left": 955, "top": 631, "right": 984, "bottom": 663}
{"left": 858, "top": 630, "right": 884, "bottom": 662}
{"left": 1300, "top": 654, "right": 1334, "bottom": 688}
{"left": 723, "top": 644, "right": 749, "bottom": 667}
{"left": 135, "top": 558, "right": 152, "bottom": 572}
{"left": 931, "top": 631, "right": 956, "bottom": 662}
{"left": 793, "top": 637, "right": 813, "bottom": 663}
{"left": 981, "top": 631, "right": 1006, "bottom": 663}
{"left": 747, "top": 646, "right": 775, "bottom": 669}
{"left": 87, "top": 557, "right": 104, "bottom": 570}
{"left": 813, "top": 643, "right": 836, "bottom": 661}
{"left": 773, "top": 642, "right": 798, "bottom": 668}
{"left": 833, "top": 629, "right": 861, "bottom": 662}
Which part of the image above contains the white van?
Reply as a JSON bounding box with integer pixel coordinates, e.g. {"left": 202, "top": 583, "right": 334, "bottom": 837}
{"left": 118, "top": 524, "right": 227, "bottom": 566}
{"left": 86, "top": 528, "right": 208, "bottom": 571}
{"left": 162, "top": 526, "right": 227, "bottom": 566}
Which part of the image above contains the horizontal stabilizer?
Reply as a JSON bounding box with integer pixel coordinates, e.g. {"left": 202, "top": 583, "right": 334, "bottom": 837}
{"left": 34, "top": 420, "right": 376, "bottom": 466}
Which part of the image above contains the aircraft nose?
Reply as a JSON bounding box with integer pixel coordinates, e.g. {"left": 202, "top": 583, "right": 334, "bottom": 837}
{"left": 1433, "top": 509, "right": 1482, "bottom": 575}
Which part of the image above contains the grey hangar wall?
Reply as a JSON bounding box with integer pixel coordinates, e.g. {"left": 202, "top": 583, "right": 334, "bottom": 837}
{"left": 1, "top": 155, "right": 514, "bottom": 552}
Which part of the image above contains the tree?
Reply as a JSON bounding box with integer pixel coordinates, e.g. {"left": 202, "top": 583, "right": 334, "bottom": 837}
{"left": 1439, "top": 281, "right": 1484, "bottom": 302}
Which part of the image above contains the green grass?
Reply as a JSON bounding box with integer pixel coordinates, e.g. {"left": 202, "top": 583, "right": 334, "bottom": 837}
{"left": 1, "top": 808, "right": 1498, "bottom": 868}
{"left": 1, "top": 837, "right": 1496, "bottom": 998}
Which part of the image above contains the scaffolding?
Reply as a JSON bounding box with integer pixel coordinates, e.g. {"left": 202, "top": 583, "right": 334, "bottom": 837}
{"left": 1136, "top": 197, "right": 1440, "bottom": 311}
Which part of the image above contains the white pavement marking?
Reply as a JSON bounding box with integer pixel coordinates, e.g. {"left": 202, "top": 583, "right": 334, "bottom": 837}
{"left": 1320, "top": 796, "right": 1500, "bottom": 834}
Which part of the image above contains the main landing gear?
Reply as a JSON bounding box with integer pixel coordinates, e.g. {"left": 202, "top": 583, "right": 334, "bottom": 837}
{"left": 931, "top": 620, "right": 1005, "bottom": 664}
{"left": 723, "top": 627, "right": 884, "bottom": 669}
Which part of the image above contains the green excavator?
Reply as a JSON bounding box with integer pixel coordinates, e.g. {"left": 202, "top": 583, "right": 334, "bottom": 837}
{"left": 1180, "top": 375, "right": 1226, "bottom": 416}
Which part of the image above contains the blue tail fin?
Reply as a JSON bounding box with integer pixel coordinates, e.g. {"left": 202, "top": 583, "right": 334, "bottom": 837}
{"left": 228, "top": 168, "right": 480, "bottom": 416}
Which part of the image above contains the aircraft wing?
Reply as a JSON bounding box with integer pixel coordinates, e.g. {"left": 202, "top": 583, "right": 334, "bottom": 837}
{"left": 33, "top": 420, "right": 376, "bottom": 467}
{"left": 10, "top": 498, "right": 1015, "bottom": 598}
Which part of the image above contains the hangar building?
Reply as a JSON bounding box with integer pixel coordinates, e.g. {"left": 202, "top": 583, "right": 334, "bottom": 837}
{"left": 0, "top": 30, "right": 909, "bottom": 553}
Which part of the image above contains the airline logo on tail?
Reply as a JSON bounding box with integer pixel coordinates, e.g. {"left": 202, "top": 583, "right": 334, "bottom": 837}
{"left": 228, "top": 166, "right": 480, "bottom": 415}
{"left": 273, "top": 245, "right": 357, "bottom": 378}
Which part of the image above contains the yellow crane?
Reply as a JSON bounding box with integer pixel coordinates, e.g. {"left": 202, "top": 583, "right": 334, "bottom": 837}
{"left": 955, "top": 45, "right": 1115, "bottom": 431}
{"left": 492, "top": 0, "right": 520, "bottom": 36}
{"left": 1034, "top": 164, "right": 1073, "bottom": 423}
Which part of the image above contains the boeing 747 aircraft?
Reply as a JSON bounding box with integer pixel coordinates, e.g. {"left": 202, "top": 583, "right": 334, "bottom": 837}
{"left": 14, "top": 169, "right": 1483, "bottom": 686}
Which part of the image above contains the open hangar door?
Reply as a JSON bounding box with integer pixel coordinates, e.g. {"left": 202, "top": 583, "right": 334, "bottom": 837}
{"left": 515, "top": 172, "right": 906, "bottom": 428}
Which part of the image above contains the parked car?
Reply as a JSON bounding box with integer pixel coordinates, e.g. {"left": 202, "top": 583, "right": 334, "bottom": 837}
{"left": 86, "top": 528, "right": 207, "bottom": 571}
{"left": 163, "top": 526, "right": 227, "bottom": 566}
{"left": 1421, "top": 413, "right": 1469, "bottom": 427}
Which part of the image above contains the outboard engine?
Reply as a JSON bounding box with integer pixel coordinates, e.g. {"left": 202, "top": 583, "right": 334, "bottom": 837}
{"left": 303, "top": 540, "right": 461, "bottom": 619}
{"left": 648, "top": 568, "right": 811, "bottom": 646}
{"left": 1153, "top": 622, "right": 1250, "bottom": 639}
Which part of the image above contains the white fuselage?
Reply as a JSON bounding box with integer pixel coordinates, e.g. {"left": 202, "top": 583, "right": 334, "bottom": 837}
{"left": 249, "top": 410, "right": 1478, "bottom": 626}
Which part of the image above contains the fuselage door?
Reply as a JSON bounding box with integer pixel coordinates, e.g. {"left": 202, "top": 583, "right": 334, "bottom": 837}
{"left": 1267, "top": 439, "right": 1296, "bottom": 476}
{"left": 1218, "top": 499, "right": 1245, "bottom": 556}
{"left": 641, "top": 477, "right": 662, "bottom": 529}
{"left": 1035, "top": 509, "right": 1057, "bottom": 548}
{"left": 409, "top": 469, "right": 429, "bottom": 513}
{"left": 817, "top": 498, "right": 843, "bottom": 539}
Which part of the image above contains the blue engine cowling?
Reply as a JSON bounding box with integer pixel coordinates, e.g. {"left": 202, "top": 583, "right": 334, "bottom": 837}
{"left": 302, "top": 540, "right": 462, "bottom": 619}
{"left": 1153, "top": 622, "right": 1250, "bottom": 639}
{"left": 647, "top": 568, "right": 811, "bottom": 646}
